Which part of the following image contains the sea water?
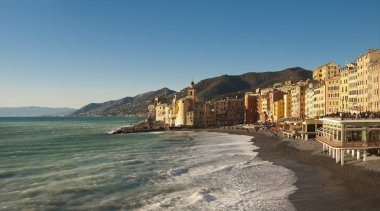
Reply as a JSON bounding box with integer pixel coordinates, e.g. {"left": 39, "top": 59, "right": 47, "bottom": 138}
{"left": 0, "top": 117, "right": 296, "bottom": 210}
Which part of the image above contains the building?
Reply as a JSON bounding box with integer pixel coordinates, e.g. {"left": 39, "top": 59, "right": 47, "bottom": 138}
{"left": 214, "top": 98, "right": 245, "bottom": 126}
{"left": 269, "top": 90, "right": 285, "bottom": 120}
{"left": 313, "top": 82, "right": 326, "bottom": 117}
{"left": 291, "top": 82, "right": 307, "bottom": 119}
{"left": 348, "top": 63, "right": 359, "bottom": 112}
{"left": 316, "top": 118, "right": 380, "bottom": 166}
{"left": 155, "top": 102, "right": 168, "bottom": 122}
{"left": 301, "top": 119, "right": 323, "bottom": 140}
{"left": 305, "top": 83, "right": 315, "bottom": 118}
{"left": 260, "top": 94, "right": 270, "bottom": 122}
{"left": 244, "top": 92, "right": 261, "bottom": 124}
{"left": 283, "top": 92, "right": 292, "bottom": 118}
{"left": 368, "top": 61, "right": 380, "bottom": 111}
{"left": 339, "top": 64, "right": 354, "bottom": 112}
{"left": 273, "top": 100, "right": 284, "bottom": 122}
{"left": 326, "top": 75, "right": 340, "bottom": 114}
{"left": 313, "top": 62, "right": 339, "bottom": 81}
{"left": 356, "top": 49, "right": 380, "bottom": 112}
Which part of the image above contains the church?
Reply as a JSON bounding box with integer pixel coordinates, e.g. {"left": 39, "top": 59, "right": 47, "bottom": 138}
{"left": 151, "top": 81, "right": 216, "bottom": 128}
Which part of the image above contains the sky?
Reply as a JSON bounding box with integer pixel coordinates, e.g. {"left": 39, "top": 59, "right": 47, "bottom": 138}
{"left": 0, "top": 0, "right": 379, "bottom": 108}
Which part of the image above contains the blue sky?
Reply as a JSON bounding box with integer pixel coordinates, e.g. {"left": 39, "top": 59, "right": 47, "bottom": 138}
{"left": 0, "top": 0, "right": 379, "bottom": 108}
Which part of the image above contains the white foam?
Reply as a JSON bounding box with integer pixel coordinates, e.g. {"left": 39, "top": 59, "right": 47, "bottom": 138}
{"left": 140, "top": 131, "right": 297, "bottom": 210}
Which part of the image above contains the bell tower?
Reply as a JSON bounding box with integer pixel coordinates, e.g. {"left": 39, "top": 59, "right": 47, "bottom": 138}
{"left": 188, "top": 81, "right": 196, "bottom": 99}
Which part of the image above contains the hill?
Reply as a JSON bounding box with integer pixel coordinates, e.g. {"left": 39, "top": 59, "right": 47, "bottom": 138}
{"left": 0, "top": 107, "right": 77, "bottom": 117}
{"left": 73, "top": 88, "right": 175, "bottom": 116}
{"left": 177, "top": 67, "right": 312, "bottom": 100}
{"left": 74, "top": 67, "right": 312, "bottom": 116}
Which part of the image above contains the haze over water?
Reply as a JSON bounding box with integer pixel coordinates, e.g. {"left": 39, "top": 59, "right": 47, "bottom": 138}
{"left": 0, "top": 117, "right": 296, "bottom": 210}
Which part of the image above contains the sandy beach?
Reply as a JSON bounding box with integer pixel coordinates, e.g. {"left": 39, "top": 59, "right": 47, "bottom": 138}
{"left": 207, "top": 128, "right": 380, "bottom": 210}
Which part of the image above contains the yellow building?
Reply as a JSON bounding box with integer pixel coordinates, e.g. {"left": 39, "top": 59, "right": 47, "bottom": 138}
{"left": 273, "top": 100, "right": 284, "bottom": 122}
{"left": 368, "top": 61, "right": 380, "bottom": 111}
{"left": 175, "top": 81, "right": 199, "bottom": 127}
{"left": 348, "top": 63, "right": 359, "bottom": 112}
{"left": 356, "top": 49, "right": 380, "bottom": 112}
{"left": 339, "top": 64, "right": 354, "bottom": 112}
{"left": 175, "top": 98, "right": 191, "bottom": 126}
{"left": 260, "top": 94, "right": 270, "bottom": 122}
{"left": 283, "top": 92, "right": 292, "bottom": 118}
{"left": 269, "top": 90, "right": 284, "bottom": 119}
{"left": 313, "top": 82, "right": 326, "bottom": 117}
{"left": 313, "top": 62, "right": 339, "bottom": 81}
{"left": 326, "top": 76, "right": 340, "bottom": 114}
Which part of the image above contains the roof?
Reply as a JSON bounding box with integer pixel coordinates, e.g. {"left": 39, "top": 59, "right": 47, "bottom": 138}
{"left": 320, "top": 118, "right": 380, "bottom": 124}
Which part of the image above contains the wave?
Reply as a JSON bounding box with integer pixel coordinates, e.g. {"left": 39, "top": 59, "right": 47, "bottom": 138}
{"left": 140, "top": 131, "right": 297, "bottom": 210}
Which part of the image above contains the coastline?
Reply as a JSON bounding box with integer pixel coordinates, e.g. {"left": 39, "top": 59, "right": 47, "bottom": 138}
{"left": 205, "top": 128, "right": 380, "bottom": 210}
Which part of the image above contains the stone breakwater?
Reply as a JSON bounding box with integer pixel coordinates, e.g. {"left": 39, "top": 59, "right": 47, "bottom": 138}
{"left": 111, "top": 120, "right": 167, "bottom": 134}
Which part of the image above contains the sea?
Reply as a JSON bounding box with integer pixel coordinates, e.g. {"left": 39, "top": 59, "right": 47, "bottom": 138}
{"left": 0, "top": 117, "right": 297, "bottom": 210}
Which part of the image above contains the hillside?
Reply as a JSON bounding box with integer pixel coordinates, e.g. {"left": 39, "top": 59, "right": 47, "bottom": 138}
{"left": 73, "top": 88, "right": 175, "bottom": 116}
{"left": 177, "top": 67, "right": 312, "bottom": 100}
{"left": 74, "top": 67, "right": 312, "bottom": 116}
{"left": 0, "top": 107, "right": 77, "bottom": 117}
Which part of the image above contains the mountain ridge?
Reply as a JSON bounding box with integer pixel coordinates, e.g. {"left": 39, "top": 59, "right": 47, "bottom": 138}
{"left": 74, "top": 67, "right": 312, "bottom": 116}
{"left": 0, "top": 106, "right": 77, "bottom": 117}
{"left": 73, "top": 88, "right": 175, "bottom": 116}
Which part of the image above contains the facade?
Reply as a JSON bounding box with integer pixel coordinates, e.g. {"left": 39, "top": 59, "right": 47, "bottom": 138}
{"left": 356, "top": 49, "right": 380, "bottom": 112}
{"left": 273, "top": 100, "right": 284, "bottom": 122}
{"left": 305, "top": 83, "right": 315, "bottom": 118}
{"left": 269, "top": 90, "right": 285, "bottom": 120}
{"left": 339, "top": 64, "right": 353, "bottom": 112}
{"left": 291, "top": 82, "right": 307, "bottom": 119}
{"left": 214, "top": 98, "right": 245, "bottom": 126}
{"left": 326, "top": 76, "right": 340, "bottom": 114}
{"left": 313, "top": 82, "right": 326, "bottom": 117}
{"left": 368, "top": 62, "right": 380, "bottom": 111}
{"left": 244, "top": 92, "right": 261, "bottom": 124}
{"left": 260, "top": 94, "right": 270, "bottom": 122}
{"left": 313, "top": 62, "right": 339, "bottom": 81}
{"left": 155, "top": 102, "right": 168, "bottom": 122}
{"left": 283, "top": 92, "right": 292, "bottom": 118}
{"left": 348, "top": 63, "right": 359, "bottom": 112}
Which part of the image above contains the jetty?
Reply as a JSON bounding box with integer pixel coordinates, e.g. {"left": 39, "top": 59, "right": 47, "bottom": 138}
{"left": 111, "top": 120, "right": 167, "bottom": 134}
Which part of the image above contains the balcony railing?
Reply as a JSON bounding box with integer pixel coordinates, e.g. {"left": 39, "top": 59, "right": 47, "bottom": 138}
{"left": 316, "top": 135, "right": 380, "bottom": 148}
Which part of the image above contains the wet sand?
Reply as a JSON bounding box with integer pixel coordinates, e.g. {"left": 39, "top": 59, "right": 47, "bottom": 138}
{"left": 207, "top": 129, "right": 380, "bottom": 210}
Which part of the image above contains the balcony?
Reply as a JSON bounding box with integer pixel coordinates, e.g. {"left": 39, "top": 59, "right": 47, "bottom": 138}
{"left": 316, "top": 135, "right": 380, "bottom": 149}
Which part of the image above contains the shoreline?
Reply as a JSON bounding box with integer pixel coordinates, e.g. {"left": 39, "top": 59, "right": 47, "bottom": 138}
{"left": 205, "top": 128, "right": 380, "bottom": 210}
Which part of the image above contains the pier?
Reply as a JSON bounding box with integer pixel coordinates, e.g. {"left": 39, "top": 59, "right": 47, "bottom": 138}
{"left": 316, "top": 118, "right": 380, "bottom": 166}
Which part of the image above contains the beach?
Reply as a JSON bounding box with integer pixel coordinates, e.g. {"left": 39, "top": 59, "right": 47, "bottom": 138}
{"left": 208, "top": 128, "right": 380, "bottom": 210}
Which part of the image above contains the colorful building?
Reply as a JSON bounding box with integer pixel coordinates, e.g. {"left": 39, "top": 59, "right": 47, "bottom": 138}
{"left": 313, "top": 82, "right": 326, "bottom": 117}
{"left": 283, "top": 92, "right": 292, "bottom": 118}
{"left": 305, "top": 83, "right": 315, "bottom": 118}
{"left": 291, "top": 82, "right": 307, "bottom": 119}
{"left": 348, "top": 63, "right": 359, "bottom": 112}
{"left": 339, "top": 64, "right": 354, "bottom": 112}
{"left": 313, "top": 62, "right": 339, "bottom": 81}
{"left": 356, "top": 49, "right": 380, "bottom": 112}
{"left": 326, "top": 75, "right": 340, "bottom": 114}
{"left": 273, "top": 100, "right": 284, "bottom": 122}
{"left": 368, "top": 61, "right": 380, "bottom": 112}
{"left": 214, "top": 98, "right": 245, "bottom": 126}
{"left": 244, "top": 92, "right": 261, "bottom": 124}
